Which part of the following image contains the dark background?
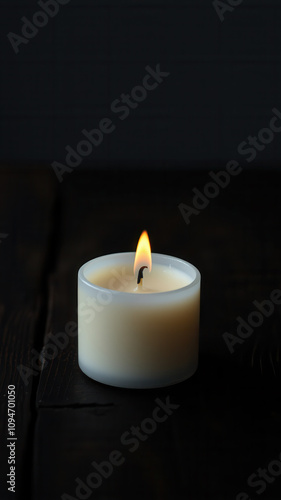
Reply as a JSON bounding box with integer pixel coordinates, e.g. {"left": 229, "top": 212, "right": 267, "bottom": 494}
{"left": 1, "top": 0, "right": 281, "bottom": 167}
{"left": 0, "top": 1, "right": 281, "bottom": 500}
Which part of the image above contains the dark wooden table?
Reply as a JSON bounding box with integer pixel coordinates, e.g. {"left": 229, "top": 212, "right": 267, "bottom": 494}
{"left": 0, "top": 167, "right": 281, "bottom": 500}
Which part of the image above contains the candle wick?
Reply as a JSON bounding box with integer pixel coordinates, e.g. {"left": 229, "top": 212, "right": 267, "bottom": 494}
{"left": 137, "top": 266, "right": 148, "bottom": 285}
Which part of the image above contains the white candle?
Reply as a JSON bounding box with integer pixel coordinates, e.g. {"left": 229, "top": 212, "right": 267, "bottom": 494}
{"left": 78, "top": 233, "right": 200, "bottom": 389}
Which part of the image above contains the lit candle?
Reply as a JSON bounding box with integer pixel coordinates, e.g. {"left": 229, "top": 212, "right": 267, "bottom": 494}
{"left": 78, "top": 231, "right": 201, "bottom": 389}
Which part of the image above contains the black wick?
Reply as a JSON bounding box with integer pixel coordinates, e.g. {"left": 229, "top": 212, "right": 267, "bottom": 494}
{"left": 137, "top": 266, "right": 148, "bottom": 285}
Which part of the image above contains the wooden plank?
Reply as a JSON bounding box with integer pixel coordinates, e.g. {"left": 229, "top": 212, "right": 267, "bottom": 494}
{"left": 33, "top": 395, "right": 186, "bottom": 500}
{"left": 33, "top": 169, "right": 281, "bottom": 499}
{"left": 34, "top": 371, "right": 281, "bottom": 499}
{"left": 0, "top": 169, "right": 56, "bottom": 500}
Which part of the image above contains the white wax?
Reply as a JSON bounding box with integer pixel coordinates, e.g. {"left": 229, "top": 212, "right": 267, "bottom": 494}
{"left": 88, "top": 263, "right": 192, "bottom": 293}
{"left": 78, "top": 253, "right": 200, "bottom": 389}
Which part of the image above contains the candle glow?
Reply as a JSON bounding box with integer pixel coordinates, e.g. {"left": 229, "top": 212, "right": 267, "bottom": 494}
{"left": 77, "top": 234, "right": 201, "bottom": 389}
{"left": 134, "top": 230, "right": 152, "bottom": 276}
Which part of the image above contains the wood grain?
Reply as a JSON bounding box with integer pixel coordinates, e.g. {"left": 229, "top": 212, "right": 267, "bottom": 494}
{"left": 0, "top": 169, "right": 56, "bottom": 500}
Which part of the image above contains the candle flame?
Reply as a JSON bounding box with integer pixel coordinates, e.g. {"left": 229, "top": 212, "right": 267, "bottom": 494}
{"left": 134, "top": 230, "right": 152, "bottom": 275}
